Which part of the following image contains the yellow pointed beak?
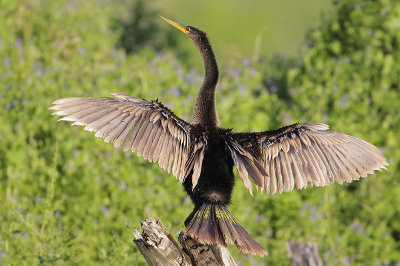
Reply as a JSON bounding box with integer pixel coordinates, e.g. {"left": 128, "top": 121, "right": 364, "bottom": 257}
{"left": 160, "top": 16, "right": 189, "bottom": 34}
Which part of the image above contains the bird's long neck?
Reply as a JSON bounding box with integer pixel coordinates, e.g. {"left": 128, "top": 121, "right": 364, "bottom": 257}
{"left": 192, "top": 38, "right": 219, "bottom": 127}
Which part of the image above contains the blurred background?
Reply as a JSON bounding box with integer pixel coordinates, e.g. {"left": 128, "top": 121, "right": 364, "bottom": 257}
{"left": 0, "top": 0, "right": 399, "bottom": 265}
{"left": 119, "top": 0, "right": 331, "bottom": 67}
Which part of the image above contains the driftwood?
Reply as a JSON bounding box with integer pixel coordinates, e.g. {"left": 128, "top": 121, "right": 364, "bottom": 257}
{"left": 133, "top": 218, "right": 237, "bottom": 266}
{"left": 134, "top": 217, "right": 323, "bottom": 266}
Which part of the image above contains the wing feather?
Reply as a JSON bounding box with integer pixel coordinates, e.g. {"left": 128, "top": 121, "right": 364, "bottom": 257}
{"left": 104, "top": 114, "right": 131, "bottom": 144}
{"left": 159, "top": 134, "right": 171, "bottom": 170}
{"left": 133, "top": 120, "right": 150, "bottom": 153}
{"left": 289, "top": 151, "right": 305, "bottom": 189}
{"left": 142, "top": 125, "right": 158, "bottom": 160}
{"left": 148, "top": 124, "right": 162, "bottom": 162}
{"left": 114, "top": 117, "right": 137, "bottom": 148}
{"left": 269, "top": 159, "right": 277, "bottom": 194}
{"left": 275, "top": 156, "right": 284, "bottom": 193}
{"left": 229, "top": 123, "right": 388, "bottom": 195}
{"left": 125, "top": 117, "right": 144, "bottom": 151}
{"left": 50, "top": 94, "right": 207, "bottom": 186}
{"left": 155, "top": 132, "right": 168, "bottom": 164}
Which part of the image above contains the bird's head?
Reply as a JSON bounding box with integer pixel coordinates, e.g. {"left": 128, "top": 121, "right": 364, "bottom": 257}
{"left": 161, "top": 16, "right": 207, "bottom": 44}
{"left": 160, "top": 15, "right": 218, "bottom": 93}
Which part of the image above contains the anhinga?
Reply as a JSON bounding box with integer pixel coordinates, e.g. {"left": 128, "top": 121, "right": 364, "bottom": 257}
{"left": 50, "top": 17, "right": 388, "bottom": 256}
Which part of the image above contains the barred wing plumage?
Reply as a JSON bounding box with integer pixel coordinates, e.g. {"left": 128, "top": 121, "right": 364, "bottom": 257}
{"left": 228, "top": 123, "right": 388, "bottom": 195}
{"left": 50, "top": 93, "right": 207, "bottom": 184}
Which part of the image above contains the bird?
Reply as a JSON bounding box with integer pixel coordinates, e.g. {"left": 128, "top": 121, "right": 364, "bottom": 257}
{"left": 50, "top": 16, "right": 388, "bottom": 256}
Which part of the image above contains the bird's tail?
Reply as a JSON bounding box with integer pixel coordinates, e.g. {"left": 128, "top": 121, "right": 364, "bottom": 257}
{"left": 184, "top": 203, "right": 268, "bottom": 256}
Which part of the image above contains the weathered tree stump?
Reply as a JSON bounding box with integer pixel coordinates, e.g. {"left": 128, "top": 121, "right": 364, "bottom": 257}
{"left": 133, "top": 217, "right": 237, "bottom": 266}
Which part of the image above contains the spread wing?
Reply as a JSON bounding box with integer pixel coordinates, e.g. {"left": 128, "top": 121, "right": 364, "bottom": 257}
{"left": 228, "top": 123, "right": 388, "bottom": 195}
{"left": 50, "top": 93, "right": 207, "bottom": 185}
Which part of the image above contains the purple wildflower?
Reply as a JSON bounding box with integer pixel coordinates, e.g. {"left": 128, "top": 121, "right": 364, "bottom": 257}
{"left": 308, "top": 205, "right": 321, "bottom": 221}
{"left": 156, "top": 51, "right": 164, "bottom": 58}
{"left": 78, "top": 47, "right": 86, "bottom": 55}
{"left": 343, "top": 256, "right": 350, "bottom": 265}
{"left": 324, "top": 249, "right": 335, "bottom": 261}
{"left": 281, "top": 112, "right": 292, "bottom": 124}
{"left": 100, "top": 205, "right": 109, "bottom": 217}
{"left": 185, "top": 69, "right": 202, "bottom": 84}
{"left": 270, "top": 85, "right": 278, "bottom": 93}
{"left": 267, "top": 229, "right": 273, "bottom": 237}
{"left": 237, "top": 82, "right": 246, "bottom": 95}
{"left": 4, "top": 56, "right": 10, "bottom": 68}
{"left": 119, "top": 182, "right": 126, "bottom": 191}
{"left": 249, "top": 68, "right": 257, "bottom": 77}
{"left": 339, "top": 94, "right": 349, "bottom": 108}
{"left": 171, "top": 87, "right": 181, "bottom": 97}
{"left": 241, "top": 58, "right": 250, "bottom": 67}
{"left": 350, "top": 222, "right": 364, "bottom": 234}
{"left": 15, "top": 39, "right": 22, "bottom": 50}
{"left": 153, "top": 175, "right": 163, "bottom": 184}
{"left": 35, "top": 60, "right": 42, "bottom": 76}
{"left": 253, "top": 215, "right": 263, "bottom": 222}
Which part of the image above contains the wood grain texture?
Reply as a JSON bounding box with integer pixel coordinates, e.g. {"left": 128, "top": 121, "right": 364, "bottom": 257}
{"left": 133, "top": 218, "right": 237, "bottom": 266}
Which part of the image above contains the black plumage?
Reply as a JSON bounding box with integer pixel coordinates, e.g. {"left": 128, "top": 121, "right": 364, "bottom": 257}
{"left": 50, "top": 17, "right": 388, "bottom": 256}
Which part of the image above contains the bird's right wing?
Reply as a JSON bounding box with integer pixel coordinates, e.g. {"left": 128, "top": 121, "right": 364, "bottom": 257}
{"left": 50, "top": 93, "right": 207, "bottom": 185}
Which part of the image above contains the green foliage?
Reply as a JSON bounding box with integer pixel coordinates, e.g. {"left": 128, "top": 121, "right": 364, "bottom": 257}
{"left": 113, "top": 0, "right": 181, "bottom": 55}
{"left": 0, "top": 0, "right": 398, "bottom": 265}
{"left": 280, "top": 0, "right": 400, "bottom": 264}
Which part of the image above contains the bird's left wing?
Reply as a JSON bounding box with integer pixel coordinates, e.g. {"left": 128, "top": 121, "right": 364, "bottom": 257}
{"left": 50, "top": 93, "right": 207, "bottom": 185}
{"left": 227, "top": 123, "right": 388, "bottom": 195}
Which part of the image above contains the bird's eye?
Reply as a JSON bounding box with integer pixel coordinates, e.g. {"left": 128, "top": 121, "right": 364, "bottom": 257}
{"left": 185, "top": 27, "right": 190, "bottom": 33}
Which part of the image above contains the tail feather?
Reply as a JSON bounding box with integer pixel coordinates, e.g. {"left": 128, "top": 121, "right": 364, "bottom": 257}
{"left": 185, "top": 203, "right": 268, "bottom": 256}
